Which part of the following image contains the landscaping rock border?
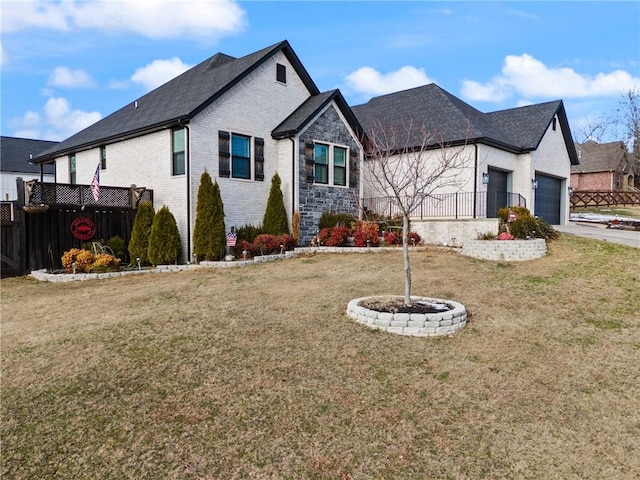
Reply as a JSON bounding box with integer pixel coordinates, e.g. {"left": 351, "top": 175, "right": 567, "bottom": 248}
{"left": 346, "top": 296, "right": 467, "bottom": 337}
{"left": 460, "top": 238, "right": 547, "bottom": 261}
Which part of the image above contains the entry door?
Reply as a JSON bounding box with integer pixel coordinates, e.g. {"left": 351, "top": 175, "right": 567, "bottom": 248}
{"left": 486, "top": 168, "right": 508, "bottom": 218}
{"left": 534, "top": 173, "right": 561, "bottom": 224}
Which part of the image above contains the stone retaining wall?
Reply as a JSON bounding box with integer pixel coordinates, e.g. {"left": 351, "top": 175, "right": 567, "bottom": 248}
{"left": 346, "top": 296, "right": 467, "bottom": 337}
{"left": 460, "top": 239, "right": 547, "bottom": 261}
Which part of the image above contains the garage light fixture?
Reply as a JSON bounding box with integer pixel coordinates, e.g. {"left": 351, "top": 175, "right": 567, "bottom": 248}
{"left": 532, "top": 179, "right": 538, "bottom": 189}
{"left": 482, "top": 172, "right": 489, "bottom": 184}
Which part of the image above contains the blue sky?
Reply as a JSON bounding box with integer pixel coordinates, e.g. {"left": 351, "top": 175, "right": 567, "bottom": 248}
{"left": 2, "top": 0, "right": 639, "bottom": 143}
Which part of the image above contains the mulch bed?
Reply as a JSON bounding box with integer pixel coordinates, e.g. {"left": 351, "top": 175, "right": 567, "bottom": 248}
{"left": 359, "top": 296, "right": 453, "bottom": 314}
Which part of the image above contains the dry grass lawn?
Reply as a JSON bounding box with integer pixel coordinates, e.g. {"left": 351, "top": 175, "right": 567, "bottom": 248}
{"left": 2, "top": 235, "right": 639, "bottom": 479}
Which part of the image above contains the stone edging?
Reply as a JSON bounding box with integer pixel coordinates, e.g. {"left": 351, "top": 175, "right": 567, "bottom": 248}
{"left": 346, "top": 296, "right": 467, "bottom": 337}
{"left": 460, "top": 239, "right": 547, "bottom": 261}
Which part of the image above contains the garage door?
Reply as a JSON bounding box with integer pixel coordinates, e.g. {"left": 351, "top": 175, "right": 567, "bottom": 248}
{"left": 534, "top": 173, "right": 561, "bottom": 224}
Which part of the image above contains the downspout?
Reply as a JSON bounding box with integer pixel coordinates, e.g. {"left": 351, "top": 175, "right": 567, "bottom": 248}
{"left": 473, "top": 143, "right": 478, "bottom": 219}
{"left": 180, "top": 121, "right": 191, "bottom": 261}
{"left": 289, "top": 137, "right": 296, "bottom": 225}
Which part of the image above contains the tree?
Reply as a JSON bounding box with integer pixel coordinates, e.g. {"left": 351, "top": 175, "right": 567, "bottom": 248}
{"left": 616, "top": 88, "right": 640, "bottom": 171}
{"left": 128, "top": 201, "right": 155, "bottom": 265}
{"left": 193, "top": 171, "right": 226, "bottom": 261}
{"left": 147, "top": 206, "right": 182, "bottom": 265}
{"left": 364, "top": 119, "right": 471, "bottom": 304}
{"left": 262, "top": 172, "right": 289, "bottom": 235}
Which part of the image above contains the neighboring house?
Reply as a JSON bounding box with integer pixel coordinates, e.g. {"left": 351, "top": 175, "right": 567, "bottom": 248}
{"left": 33, "top": 41, "right": 364, "bottom": 258}
{"left": 353, "top": 84, "right": 579, "bottom": 225}
{"left": 1, "top": 137, "right": 57, "bottom": 201}
{"left": 572, "top": 140, "right": 637, "bottom": 191}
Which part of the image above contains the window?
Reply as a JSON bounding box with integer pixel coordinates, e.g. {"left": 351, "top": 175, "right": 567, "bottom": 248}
{"left": 276, "top": 63, "right": 286, "bottom": 83}
{"left": 333, "top": 146, "right": 347, "bottom": 186}
{"left": 314, "top": 143, "right": 329, "bottom": 184}
{"left": 100, "top": 146, "right": 107, "bottom": 170}
{"left": 311, "top": 143, "right": 349, "bottom": 187}
{"left": 231, "top": 134, "right": 251, "bottom": 179}
{"left": 172, "top": 128, "right": 185, "bottom": 175}
{"left": 69, "top": 154, "right": 76, "bottom": 184}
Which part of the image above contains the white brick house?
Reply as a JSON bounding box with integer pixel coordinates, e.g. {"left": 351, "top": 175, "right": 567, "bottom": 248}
{"left": 353, "top": 84, "right": 579, "bottom": 227}
{"left": 33, "top": 41, "right": 365, "bottom": 259}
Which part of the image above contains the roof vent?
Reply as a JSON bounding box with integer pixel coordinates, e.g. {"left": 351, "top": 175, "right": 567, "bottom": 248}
{"left": 134, "top": 101, "right": 138, "bottom": 109}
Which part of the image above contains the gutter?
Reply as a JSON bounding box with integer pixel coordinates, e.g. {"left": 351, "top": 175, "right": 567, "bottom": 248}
{"left": 289, "top": 137, "right": 296, "bottom": 224}
{"left": 473, "top": 143, "right": 478, "bottom": 219}
{"left": 179, "top": 120, "right": 192, "bottom": 260}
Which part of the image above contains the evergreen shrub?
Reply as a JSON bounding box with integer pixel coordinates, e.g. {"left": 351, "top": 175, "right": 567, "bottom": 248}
{"left": 128, "top": 201, "right": 155, "bottom": 265}
{"left": 147, "top": 206, "right": 182, "bottom": 265}
{"left": 262, "top": 173, "right": 289, "bottom": 235}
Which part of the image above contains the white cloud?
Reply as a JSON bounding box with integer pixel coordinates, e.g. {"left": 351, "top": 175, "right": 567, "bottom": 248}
{"left": 462, "top": 53, "right": 640, "bottom": 102}
{"left": 1, "top": 0, "right": 70, "bottom": 33}
{"left": 9, "top": 97, "right": 102, "bottom": 141}
{"left": 47, "top": 67, "right": 96, "bottom": 88}
{"left": 346, "top": 66, "right": 434, "bottom": 96}
{"left": 1, "top": 0, "right": 246, "bottom": 40}
{"left": 131, "top": 57, "right": 192, "bottom": 91}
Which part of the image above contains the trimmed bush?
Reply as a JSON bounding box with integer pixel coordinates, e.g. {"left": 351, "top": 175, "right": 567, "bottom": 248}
{"left": 353, "top": 222, "right": 380, "bottom": 247}
{"left": 318, "top": 211, "right": 357, "bottom": 230}
{"left": 317, "top": 226, "right": 351, "bottom": 246}
{"left": 193, "top": 171, "right": 226, "bottom": 261}
{"left": 107, "top": 235, "right": 127, "bottom": 261}
{"left": 61, "top": 248, "right": 120, "bottom": 273}
{"left": 262, "top": 173, "right": 289, "bottom": 235}
{"left": 147, "top": 206, "right": 182, "bottom": 265}
{"left": 291, "top": 210, "right": 301, "bottom": 245}
{"left": 497, "top": 206, "right": 531, "bottom": 223}
{"left": 252, "top": 234, "right": 280, "bottom": 255}
{"left": 128, "top": 201, "right": 155, "bottom": 265}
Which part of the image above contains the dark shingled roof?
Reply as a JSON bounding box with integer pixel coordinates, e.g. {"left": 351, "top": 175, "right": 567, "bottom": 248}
{"left": 34, "top": 40, "right": 319, "bottom": 162}
{"left": 1, "top": 137, "right": 57, "bottom": 174}
{"left": 272, "top": 89, "right": 364, "bottom": 140}
{"left": 573, "top": 140, "right": 631, "bottom": 173}
{"left": 352, "top": 83, "right": 579, "bottom": 164}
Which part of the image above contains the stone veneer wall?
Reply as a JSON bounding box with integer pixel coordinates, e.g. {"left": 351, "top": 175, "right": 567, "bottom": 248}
{"left": 298, "top": 107, "right": 360, "bottom": 244}
{"left": 460, "top": 239, "right": 547, "bottom": 261}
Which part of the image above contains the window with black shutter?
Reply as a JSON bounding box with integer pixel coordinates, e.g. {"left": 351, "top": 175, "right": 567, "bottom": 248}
{"left": 218, "top": 130, "right": 230, "bottom": 177}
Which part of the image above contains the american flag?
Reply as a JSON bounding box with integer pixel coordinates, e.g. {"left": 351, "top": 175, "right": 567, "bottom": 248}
{"left": 90, "top": 164, "right": 100, "bottom": 201}
{"left": 226, "top": 232, "right": 237, "bottom": 247}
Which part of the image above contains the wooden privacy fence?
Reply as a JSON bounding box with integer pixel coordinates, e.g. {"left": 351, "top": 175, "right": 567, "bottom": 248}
{"left": 570, "top": 190, "right": 640, "bottom": 208}
{"left": 1, "top": 180, "right": 153, "bottom": 277}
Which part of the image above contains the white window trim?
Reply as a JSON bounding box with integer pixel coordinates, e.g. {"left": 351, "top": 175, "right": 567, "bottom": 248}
{"left": 314, "top": 142, "right": 349, "bottom": 188}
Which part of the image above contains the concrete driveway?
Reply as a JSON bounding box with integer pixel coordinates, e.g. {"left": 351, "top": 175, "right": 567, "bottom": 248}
{"left": 554, "top": 223, "right": 640, "bottom": 248}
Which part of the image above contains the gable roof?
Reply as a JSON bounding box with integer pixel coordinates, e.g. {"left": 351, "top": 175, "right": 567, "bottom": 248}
{"left": 271, "top": 89, "right": 364, "bottom": 140}
{"left": 572, "top": 140, "right": 631, "bottom": 173}
{"left": 1, "top": 137, "right": 57, "bottom": 174}
{"left": 34, "top": 40, "right": 319, "bottom": 163}
{"left": 352, "top": 83, "right": 579, "bottom": 164}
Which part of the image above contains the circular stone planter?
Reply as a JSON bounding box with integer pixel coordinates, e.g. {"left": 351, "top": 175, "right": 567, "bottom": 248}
{"left": 346, "top": 296, "right": 467, "bottom": 337}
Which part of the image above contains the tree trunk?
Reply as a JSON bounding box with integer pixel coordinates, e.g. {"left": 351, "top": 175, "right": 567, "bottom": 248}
{"left": 402, "top": 214, "right": 411, "bottom": 304}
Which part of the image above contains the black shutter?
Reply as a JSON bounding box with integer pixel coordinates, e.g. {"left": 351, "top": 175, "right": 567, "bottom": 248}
{"left": 254, "top": 137, "right": 264, "bottom": 181}
{"left": 349, "top": 149, "right": 358, "bottom": 188}
{"left": 304, "top": 141, "right": 314, "bottom": 183}
{"left": 219, "top": 131, "right": 230, "bottom": 178}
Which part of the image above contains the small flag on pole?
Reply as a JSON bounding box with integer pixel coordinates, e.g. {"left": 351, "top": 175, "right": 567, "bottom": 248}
{"left": 90, "top": 164, "right": 100, "bottom": 201}
{"left": 226, "top": 231, "right": 237, "bottom": 247}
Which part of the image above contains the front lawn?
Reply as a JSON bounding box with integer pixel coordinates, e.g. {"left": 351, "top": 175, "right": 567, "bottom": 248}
{"left": 2, "top": 235, "right": 639, "bottom": 479}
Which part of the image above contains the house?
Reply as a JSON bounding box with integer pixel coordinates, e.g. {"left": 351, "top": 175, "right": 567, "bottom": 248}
{"left": 353, "top": 84, "right": 579, "bottom": 227}
{"left": 32, "top": 41, "right": 364, "bottom": 258}
{"left": 1, "top": 137, "right": 57, "bottom": 201}
{"left": 572, "top": 140, "right": 637, "bottom": 191}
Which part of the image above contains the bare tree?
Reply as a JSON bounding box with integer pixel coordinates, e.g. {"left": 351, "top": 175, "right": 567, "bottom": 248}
{"left": 573, "top": 115, "right": 610, "bottom": 144}
{"left": 363, "top": 119, "right": 472, "bottom": 304}
{"left": 616, "top": 88, "right": 640, "bottom": 167}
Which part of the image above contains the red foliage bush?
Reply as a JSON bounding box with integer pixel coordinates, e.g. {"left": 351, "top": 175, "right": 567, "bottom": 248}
{"left": 383, "top": 230, "right": 422, "bottom": 246}
{"left": 252, "top": 234, "right": 280, "bottom": 255}
{"left": 317, "top": 226, "right": 351, "bottom": 246}
{"left": 497, "top": 232, "right": 516, "bottom": 240}
{"left": 353, "top": 222, "right": 380, "bottom": 247}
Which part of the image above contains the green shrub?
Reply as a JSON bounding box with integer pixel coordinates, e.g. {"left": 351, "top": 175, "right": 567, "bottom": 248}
{"left": 533, "top": 216, "right": 559, "bottom": 241}
{"left": 193, "top": 171, "right": 226, "bottom": 261}
{"left": 509, "top": 216, "right": 539, "bottom": 239}
{"left": 318, "top": 211, "right": 357, "bottom": 230}
{"left": 147, "top": 206, "right": 182, "bottom": 265}
{"left": 107, "top": 235, "right": 127, "bottom": 261}
{"left": 497, "top": 206, "right": 531, "bottom": 223}
{"left": 262, "top": 173, "right": 289, "bottom": 235}
{"left": 128, "top": 201, "right": 155, "bottom": 265}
